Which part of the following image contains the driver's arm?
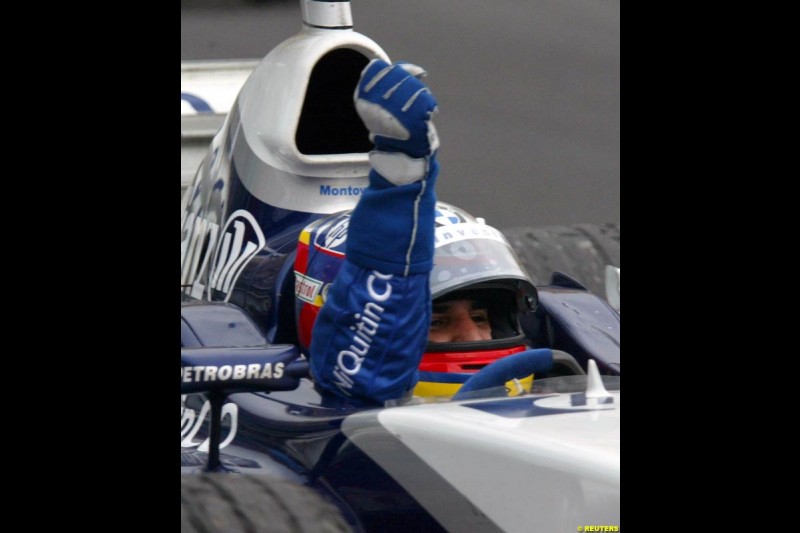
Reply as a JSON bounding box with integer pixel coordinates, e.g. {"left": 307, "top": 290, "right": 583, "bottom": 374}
{"left": 309, "top": 60, "right": 439, "bottom": 405}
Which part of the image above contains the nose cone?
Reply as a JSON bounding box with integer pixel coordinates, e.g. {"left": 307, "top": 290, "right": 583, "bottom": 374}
{"left": 302, "top": 0, "right": 353, "bottom": 29}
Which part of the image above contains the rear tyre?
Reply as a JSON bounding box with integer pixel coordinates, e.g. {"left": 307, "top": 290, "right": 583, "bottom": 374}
{"left": 502, "top": 223, "right": 620, "bottom": 296}
{"left": 181, "top": 473, "right": 352, "bottom": 533}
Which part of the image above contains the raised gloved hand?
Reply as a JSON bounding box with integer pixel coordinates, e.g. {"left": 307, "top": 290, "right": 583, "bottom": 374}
{"left": 354, "top": 59, "right": 439, "bottom": 185}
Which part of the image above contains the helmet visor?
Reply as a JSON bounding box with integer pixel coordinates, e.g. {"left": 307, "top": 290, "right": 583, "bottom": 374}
{"left": 430, "top": 222, "right": 533, "bottom": 300}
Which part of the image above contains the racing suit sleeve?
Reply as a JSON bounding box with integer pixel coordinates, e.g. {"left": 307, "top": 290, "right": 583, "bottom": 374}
{"left": 309, "top": 60, "right": 439, "bottom": 405}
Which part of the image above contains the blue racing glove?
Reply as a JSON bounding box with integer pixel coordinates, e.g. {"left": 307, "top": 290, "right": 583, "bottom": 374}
{"left": 354, "top": 59, "right": 439, "bottom": 185}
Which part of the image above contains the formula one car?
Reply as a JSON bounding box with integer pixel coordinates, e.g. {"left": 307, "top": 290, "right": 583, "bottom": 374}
{"left": 181, "top": 2, "right": 619, "bottom": 531}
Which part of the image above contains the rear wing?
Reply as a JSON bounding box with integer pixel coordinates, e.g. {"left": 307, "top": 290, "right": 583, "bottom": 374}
{"left": 181, "top": 60, "right": 259, "bottom": 196}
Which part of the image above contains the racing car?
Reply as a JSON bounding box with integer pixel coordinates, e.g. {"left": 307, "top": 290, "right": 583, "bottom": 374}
{"left": 181, "top": 1, "right": 619, "bottom": 531}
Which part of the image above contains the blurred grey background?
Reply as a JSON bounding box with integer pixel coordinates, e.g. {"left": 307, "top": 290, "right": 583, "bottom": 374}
{"left": 181, "top": 0, "right": 619, "bottom": 231}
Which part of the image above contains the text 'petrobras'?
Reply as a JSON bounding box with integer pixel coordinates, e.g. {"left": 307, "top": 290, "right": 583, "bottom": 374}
{"left": 181, "top": 362, "right": 285, "bottom": 383}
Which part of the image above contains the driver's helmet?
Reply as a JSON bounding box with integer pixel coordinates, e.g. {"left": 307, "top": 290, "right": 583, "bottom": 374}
{"left": 293, "top": 201, "right": 538, "bottom": 397}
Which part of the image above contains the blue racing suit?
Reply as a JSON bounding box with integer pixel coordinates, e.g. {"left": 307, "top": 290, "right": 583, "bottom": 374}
{"left": 309, "top": 59, "right": 440, "bottom": 405}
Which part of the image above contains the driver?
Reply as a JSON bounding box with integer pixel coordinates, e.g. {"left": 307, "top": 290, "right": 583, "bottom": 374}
{"left": 294, "top": 59, "right": 537, "bottom": 405}
{"left": 428, "top": 297, "right": 491, "bottom": 343}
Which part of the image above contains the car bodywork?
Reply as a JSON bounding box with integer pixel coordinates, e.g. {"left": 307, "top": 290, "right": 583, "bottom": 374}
{"left": 180, "top": 1, "right": 619, "bottom": 531}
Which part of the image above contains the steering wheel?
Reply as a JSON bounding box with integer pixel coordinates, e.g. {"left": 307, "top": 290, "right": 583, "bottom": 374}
{"left": 452, "top": 348, "right": 554, "bottom": 401}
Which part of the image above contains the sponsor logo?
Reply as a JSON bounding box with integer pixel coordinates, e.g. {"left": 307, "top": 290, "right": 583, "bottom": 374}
{"left": 181, "top": 210, "right": 221, "bottom": 299}
{"left": 323, "top": 216, "right": 349, "bottom": 249}
{"left": 180, "top": 92, "right": 214, "bottom": 114}
{"left": 311, "top": 214, "right": 349, "bottom": 255}
{"left": 435, "top": 207, "right": 462, "bottom": 226}
{"left": 332, "top": 271, "right": 392, "bottom": 395}
{"left": 320, "top": 185, "right": 367, "bottom": 196}
{"left": 181, "top": 362, "right": 285, "bottom": 383}
{"left": 182, "top": 209, "right": 268, "bottom": 301}
{"left": 295, "top": 273, "right": 324, "bottom": 304}
{"left": 209, "top": 210, "right": 267, "bottom": 300}
{"left": 181, "top": 395, "right": 238, "bottom": 451}
{"left": 434, "top": 222, "right": 508, "bottom": 247}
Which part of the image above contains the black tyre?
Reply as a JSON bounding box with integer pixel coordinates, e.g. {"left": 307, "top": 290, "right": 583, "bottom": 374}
{"left": 502, "top": 223, "right": 620, "bottom": 296}
{"left": 181, "top": 474, "right": 352, "bottom": 533}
